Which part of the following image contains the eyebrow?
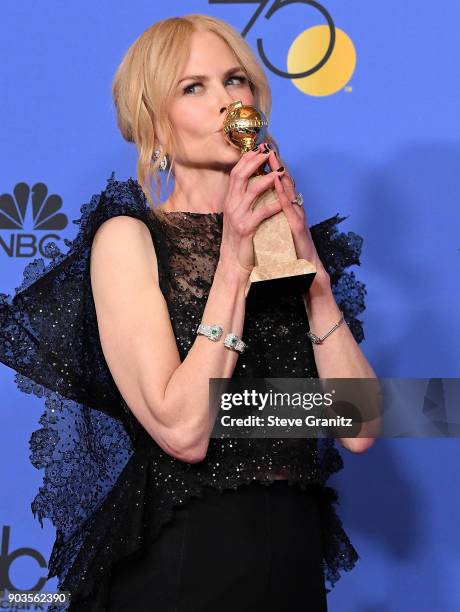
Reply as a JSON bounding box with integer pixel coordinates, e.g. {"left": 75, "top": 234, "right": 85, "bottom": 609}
{"left": 177, "top": 66, "right": 244, "bottom": 85}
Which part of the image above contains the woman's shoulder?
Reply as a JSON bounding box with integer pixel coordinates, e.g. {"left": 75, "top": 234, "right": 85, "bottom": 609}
{"left": 5, "top": 172, "right": 163, "bottom": 298}
{"left": 71, "top": 172, "right": 157, "bottom": 249}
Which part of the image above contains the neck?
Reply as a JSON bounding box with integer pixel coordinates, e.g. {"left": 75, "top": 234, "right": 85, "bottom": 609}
{"left": 163, "top": 163, "right": 231, "bottom": 213}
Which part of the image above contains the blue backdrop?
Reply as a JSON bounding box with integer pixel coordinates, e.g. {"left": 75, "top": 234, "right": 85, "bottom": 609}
{"left": 1, "top": 1, "right": 459, "bottom": 610}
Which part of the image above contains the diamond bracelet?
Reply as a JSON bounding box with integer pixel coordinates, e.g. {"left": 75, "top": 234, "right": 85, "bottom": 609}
{"left": 196, "top": 323, "right": 246, "bottom": 354}
{"left": 223, "top": 333, "right": 247, "bottom": 354}
{"left": 307, "top": 311, "right": 346, "bottom": 345}
{"left": 196, "top": 323, "right": 223, "bottom": 342}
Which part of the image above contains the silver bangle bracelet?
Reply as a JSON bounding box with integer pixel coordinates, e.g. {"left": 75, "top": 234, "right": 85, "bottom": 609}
{"left": 196, "top": 323, "right": 223, "bottom": 342}
{"left": 307, "top": 311, "right": 346, "bottom": 345}
{"left": 196, "top": 323, "right": 246, "bottom": 353}
{"left": 224, "top": 333, "right": 247, "bottom": 354}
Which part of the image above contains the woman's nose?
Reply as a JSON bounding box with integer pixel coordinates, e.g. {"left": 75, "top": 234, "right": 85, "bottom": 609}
{"left": 219, "top": 98, "right": 237, "bottom": 115}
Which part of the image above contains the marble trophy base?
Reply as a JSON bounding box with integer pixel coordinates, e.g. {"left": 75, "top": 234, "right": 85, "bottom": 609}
{"left": 245, "top": 175, "right": 317, "bottom": 299}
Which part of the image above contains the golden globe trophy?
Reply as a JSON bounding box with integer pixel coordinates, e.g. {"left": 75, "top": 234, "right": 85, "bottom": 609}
{"left": 222, "top": 100, "right": 317, "bottom": 298}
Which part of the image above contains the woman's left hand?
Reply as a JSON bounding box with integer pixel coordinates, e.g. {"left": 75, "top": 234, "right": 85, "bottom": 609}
{"left": 266, "top": 149, "right": 330, "bottom": 284}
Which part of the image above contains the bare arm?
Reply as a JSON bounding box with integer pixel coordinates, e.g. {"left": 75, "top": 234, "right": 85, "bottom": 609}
{"left": 90, "top": 216, "right": 248, "bottom": 464}
{"left": 262, "top": 150, "right": 378, "bottom": 455}
{"left": 303, "top": 272, "right": 378, "bottom": 454}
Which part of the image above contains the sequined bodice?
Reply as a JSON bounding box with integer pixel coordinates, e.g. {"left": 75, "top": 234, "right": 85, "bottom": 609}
{"left": 134, "top": 209, "right": 323, "bottom": 482}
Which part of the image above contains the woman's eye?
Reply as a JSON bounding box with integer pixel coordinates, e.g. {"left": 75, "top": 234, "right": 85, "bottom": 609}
{"left": 227, "top": 75, "right": 247, "bottom": 86}
{"left": 183, "top": 82, "right": 202, "bottom": 95}
{"left": 182, "top": 75, "right": 247, "bottom": 95}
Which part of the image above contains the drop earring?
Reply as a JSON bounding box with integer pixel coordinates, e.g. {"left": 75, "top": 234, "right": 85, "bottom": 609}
{"left": 153, "top": 149, "right": 168, "bottom": 171}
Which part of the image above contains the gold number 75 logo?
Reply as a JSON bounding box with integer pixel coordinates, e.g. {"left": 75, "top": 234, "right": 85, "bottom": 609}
{"left": 209, "top": 0, "right": 336, "bottom": 79}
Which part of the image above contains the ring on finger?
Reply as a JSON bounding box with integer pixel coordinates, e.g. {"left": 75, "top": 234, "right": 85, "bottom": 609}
{"left": 291, "top": 192, "right": 304, "bottom": 207}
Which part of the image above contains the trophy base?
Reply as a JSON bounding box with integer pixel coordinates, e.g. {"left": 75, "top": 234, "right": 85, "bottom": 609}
{"left": 245, "top": 259, "right": 317, "bottom": 298}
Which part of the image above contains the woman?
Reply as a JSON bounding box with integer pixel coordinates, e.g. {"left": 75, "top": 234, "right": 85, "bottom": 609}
{"left": 0, "top": 13, "right": 375, "bottom": 612}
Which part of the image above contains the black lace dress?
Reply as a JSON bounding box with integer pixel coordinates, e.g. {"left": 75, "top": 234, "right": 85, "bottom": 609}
{"left": 0, "top": 172, "right": 366, "bottom": 611}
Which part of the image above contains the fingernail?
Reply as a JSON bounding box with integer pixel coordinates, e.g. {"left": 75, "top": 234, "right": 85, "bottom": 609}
{"left": 277, "top": 166, "right": 285, "bottom": 172}
{"left": 263, "top": 146, "right": 270, "bottom": 154}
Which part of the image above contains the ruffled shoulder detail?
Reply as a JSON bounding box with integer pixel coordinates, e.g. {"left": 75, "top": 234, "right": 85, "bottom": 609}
{"left": 10, "top": 172, "right": 152, "bottom": 295}
{"left": 0, "top": 172, "right": 156, "bottom": 608}
{"left": 0, "top": 171, "right": 155, "bottom": 415}
{"left": 310, "top": 213, "right": 367, "bottom": 343}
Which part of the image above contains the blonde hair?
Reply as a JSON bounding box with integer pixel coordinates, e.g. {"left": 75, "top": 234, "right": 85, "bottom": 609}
{"left": 112, "top": 14, "right": 282, "bottom": 215}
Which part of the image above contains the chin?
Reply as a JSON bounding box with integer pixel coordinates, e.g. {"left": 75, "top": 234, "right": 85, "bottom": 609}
{"left": 222, "top": 141, "right": 241, "bottom": 157}
{"left": 209, "top": 141, "right": 239, "bottom": 161}
{"left": 224, "top": 149, "right": 242, "bottom": 168}
{"left": 204, "top": 155, "right": 238, "bottom": 171}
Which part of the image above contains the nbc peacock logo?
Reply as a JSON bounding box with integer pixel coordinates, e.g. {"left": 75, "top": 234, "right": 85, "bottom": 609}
{"left": 0, "top": 182, "right": 68, "bottom": 258}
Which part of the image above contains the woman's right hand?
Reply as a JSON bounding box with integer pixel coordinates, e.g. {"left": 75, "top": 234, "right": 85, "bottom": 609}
{"left": 219, "top": 142, "right": 286, "bottom": 281}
